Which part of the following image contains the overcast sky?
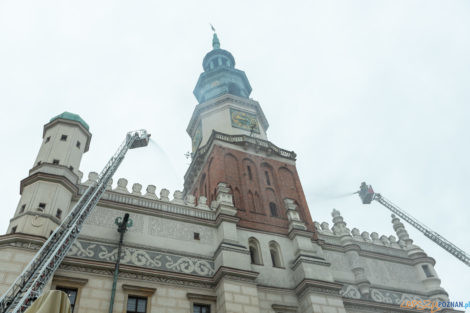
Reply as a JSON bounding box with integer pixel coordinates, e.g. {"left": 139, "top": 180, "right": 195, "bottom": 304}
{"left": 0, "top": 0, "right": 469, "bottom": 309}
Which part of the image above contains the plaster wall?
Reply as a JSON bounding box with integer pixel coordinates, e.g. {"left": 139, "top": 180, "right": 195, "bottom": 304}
{"left": 238, "top": 229, "right": 298, "bottom": 288}
{"left": 198, "top": 101, "right": 268, "bottom": 148}
{"left": 0, "top": 247, "right": 36, "bottom": 295}
{"left": 80, "top": 205, "right": 218, "bottom": 257}
{"left": 34, "top": 123, "right": 88, "bottom": 172}
{"left": 9, "top": 181, "right": 72, "bottom": 236}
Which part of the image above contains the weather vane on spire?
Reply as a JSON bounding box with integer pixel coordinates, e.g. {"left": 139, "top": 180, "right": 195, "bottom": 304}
{"left": 210, "top": 24, "right": 220, "bottom": 49}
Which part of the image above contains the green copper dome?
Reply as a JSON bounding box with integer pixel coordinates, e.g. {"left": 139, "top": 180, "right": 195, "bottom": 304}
{"left": 50, "top": 112, "right": 90, "bottom": 130}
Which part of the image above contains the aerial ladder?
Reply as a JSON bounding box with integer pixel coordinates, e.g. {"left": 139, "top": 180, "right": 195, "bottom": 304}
{"left": 358, "top": 182, "right": 470, "bottom": 267}
{"left": 0, "top": 130, "right": 151, "bottom": 313}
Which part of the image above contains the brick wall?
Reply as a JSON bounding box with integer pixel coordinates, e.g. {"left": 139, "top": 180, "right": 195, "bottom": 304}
{"left": 189, "top": 144, "right": 315, "bottom": 235}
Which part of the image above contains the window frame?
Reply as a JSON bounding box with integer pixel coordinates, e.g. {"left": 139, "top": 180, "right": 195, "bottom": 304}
{"left": 51, "top": 275, "right": 88, "bottom": 313}
{"left": 248, "top": 237, "right": 263, "bottom": 265}
{"left": 187, "top": 293, "right": 216, "bottom": 313}
{"left": 269, "top": 241, "right": 284, "bottom": 268}
{"left": 126, "top": 295, "right": 148, "bottom": 313}
{"left": 56, "top": 286, "right": 79, "bottom": 312}
{"left": 122, "top": 284, "right": 156, "bottom": 313}
{"left": 269, "top": 202, "right": 278, "bottom": 217}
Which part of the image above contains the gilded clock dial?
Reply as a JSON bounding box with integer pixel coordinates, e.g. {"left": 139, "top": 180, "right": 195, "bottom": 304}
{"left": 230, "top": 109, "right": 260, "bottom": 133}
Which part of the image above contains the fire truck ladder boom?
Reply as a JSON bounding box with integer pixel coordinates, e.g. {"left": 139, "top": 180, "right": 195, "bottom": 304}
{"left": 0, "top": 130, "right": 150, "bottom": 313}
{"left": 358, "top": 182, "right": 470, "bottom": 267}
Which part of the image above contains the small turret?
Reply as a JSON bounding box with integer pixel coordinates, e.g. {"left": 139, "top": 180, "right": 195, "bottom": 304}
{"left": 7, "top": 112, "right": 91, "bottom": 238}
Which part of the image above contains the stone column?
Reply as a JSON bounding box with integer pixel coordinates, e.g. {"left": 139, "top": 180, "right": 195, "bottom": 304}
{"left": 213, "top": 183, "right": 260, "bottom": 313}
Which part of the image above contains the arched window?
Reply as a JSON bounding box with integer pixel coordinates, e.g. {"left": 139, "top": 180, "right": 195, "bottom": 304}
{"left": 247, "top": 166, "right": 253, "bottom": 180}
{"left": 269, "top": 202, "right": 278, "bottom": 217}
{"left": 269, "top": 241, "right": 283, "bottom": 268}
{"left": 265, "top": 171, "right": 271, "bottom": 186}
{"left": 248, "top": 237, "right": 263, "bottom": 265}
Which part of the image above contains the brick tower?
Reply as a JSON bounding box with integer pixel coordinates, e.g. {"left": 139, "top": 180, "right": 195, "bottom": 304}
{"left": 184, "top": 33, "right": 315, "bottom": 236}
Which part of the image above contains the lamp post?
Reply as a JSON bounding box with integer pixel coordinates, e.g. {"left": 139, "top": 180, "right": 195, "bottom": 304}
{"left": 108, "top": 213, "right": 133, "bottom": 313}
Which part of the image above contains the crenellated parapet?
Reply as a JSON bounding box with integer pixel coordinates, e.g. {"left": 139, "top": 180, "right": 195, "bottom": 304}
{"left": 314, "top": 209, "right": 449, "bottom": 303}
{"left": 78, "top": 172, "right": 221, "bottom": 221}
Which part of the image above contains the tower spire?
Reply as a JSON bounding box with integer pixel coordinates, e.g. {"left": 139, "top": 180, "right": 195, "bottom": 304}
{"left": 210, "top": 24, "right": 220, "bottom": 49}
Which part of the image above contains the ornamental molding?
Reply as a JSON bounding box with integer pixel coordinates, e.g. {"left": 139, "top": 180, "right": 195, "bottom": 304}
{"left": 186, "top": 293, "right": 217, "bottom": 302}
{"left": 9, "top": 211, "right": 61, "bottom": 227}
{"left": 0, "top": 235, "right": 45, "bottom": 250}
{"left": 213, "top": 266, "right": 259, "bottom": 286}
{"left": 20, "top": 171, "right": 78, "bottom": 196}
{"left": 213, "top": 241, "right": 249, "bottom": 260}
{"left": 339, "top": 284, "right": 450, "bottom": 309}
{"left": 295, "top": 279, "right": 343, "bottom": 298}
{"left": 290, "top": 254, "right": 331, "bottom": 271}
{"left": 77, "top": 185, "right": 217, "bottom": 222}
{"left": 184, "top": 131, "right": 296, "bottom": 192}
{"left": 52, "top": 274, "right": 88, "bottom": 287}
{"left": 320, "top": 242, "right": 428, "bottom": 266}
{"left": 122, "top": 284, "right": 156, "bottom": 296}
{"left": 271, "top": 304, "right": 298, "bottom": 313}
{"left": 58, "top": 264, "right": 212, "bottom": 289}
{"left": 67, "top": 239, "right": 215, "bottom": 277}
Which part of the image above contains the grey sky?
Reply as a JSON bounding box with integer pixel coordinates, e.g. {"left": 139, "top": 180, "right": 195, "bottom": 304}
{"left": 0, "top": 0, "right": 469, "bottom": 309}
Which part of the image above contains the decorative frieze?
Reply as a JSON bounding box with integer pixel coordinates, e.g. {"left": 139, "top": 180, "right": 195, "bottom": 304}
{"left": 67, "top": 239, "right": 215, "bottom": 277}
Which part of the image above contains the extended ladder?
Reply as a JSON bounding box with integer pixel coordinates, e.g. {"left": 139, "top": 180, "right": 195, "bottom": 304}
{"left": 358, "top": 182, "right": 470, "bottom": 267}
{"left": 0, "top": 130, "right": 150, "bottom": 313}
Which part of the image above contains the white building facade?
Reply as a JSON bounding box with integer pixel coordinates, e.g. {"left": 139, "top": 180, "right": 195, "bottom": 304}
{"left": 0, "top": 34, "right": 461, "bottom": 313}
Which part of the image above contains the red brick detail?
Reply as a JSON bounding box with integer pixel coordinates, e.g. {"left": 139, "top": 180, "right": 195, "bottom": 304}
{"left": 189, "top": 144, "right": 315, "bottom": 236}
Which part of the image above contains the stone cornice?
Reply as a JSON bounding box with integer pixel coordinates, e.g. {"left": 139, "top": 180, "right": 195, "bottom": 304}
{"left": 122, "top": 284, "right": 156, "bottom": 296}
{"left": 319, "top": 241, "right": 435, "bottom": 266}
{"left": 0, "top": 233, "right": 46, "bottom": 247}
{"left": 271, "top": 304, "right": 298, "bottom": 313}
{"left": 77, "top": 185, "right": 217, "bottom": 223}
{"left": 213, "top": 240, "right": 249, "bottom": 261}
{"left": 213, "top": 266, "right": 259, "bottom": 285}
{"left": 343, "top": 298, "right": 463, "bottom": 313}
{"left": 52, "top": 274, "right": 88, "bottom": 286}
{"left": 186, "top": 293, "right": 217, "bottom": 302}
{"left": 20, "top": 171, "right": 78, "bottom": 195}
{"left": 288, "top": 228, "right": 315, "bottom": 240}
{"left": 295, "top": 278, "right": 343, "bottom": 298}
{"left": 9, "top": 211, "right": 61, "bottom": 226}
{"left": 291, "top": 254, "right": 331, "bottom": 271}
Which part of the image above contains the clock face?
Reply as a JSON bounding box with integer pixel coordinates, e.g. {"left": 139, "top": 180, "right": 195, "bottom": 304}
{"left": 192, "top": 123, "right": 202, "bottom": 152}
{"left": 230, "top": 108, "right": 260, "bottom": 134}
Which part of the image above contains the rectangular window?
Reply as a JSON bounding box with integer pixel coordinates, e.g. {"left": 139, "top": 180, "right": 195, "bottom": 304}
{"left": 53, "top": 159, "right": 60, "bottom": 165}
{"left": 127, "top": 296, "right": 147, "bottom": 313}
{"left": 422, "top": 265, "right": 434, "bottom": 278}
{"left": 45, "top": 136, "right": 51, "bottom": 143}
{"left": 60, "top": 135, "right": 68, "bottom": 141}
{"left": 38, "top": 203, "right": 46, "bottom": 211}
{"left": 56, "top": 209, "right": 62, "bottom": 219}
{"left": 37, "top": 161, "right": 42, "bottom": 166}
{"left": 193, "top": 303, "right": 211, "bottom": 313}
{"left": 56, "top": 287, "right": 78, "bottom": 313}
{"left": 20, "top": 204, "right": 26, "bottom": 214}
{"left": 194, "top": 232, "right": 200, "bottom": 240}
{"left": 11, "top": 226, "right": 17, "bottom": 234}
{"left": 76, "top": 141, "right": 81, "bottom": 149}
